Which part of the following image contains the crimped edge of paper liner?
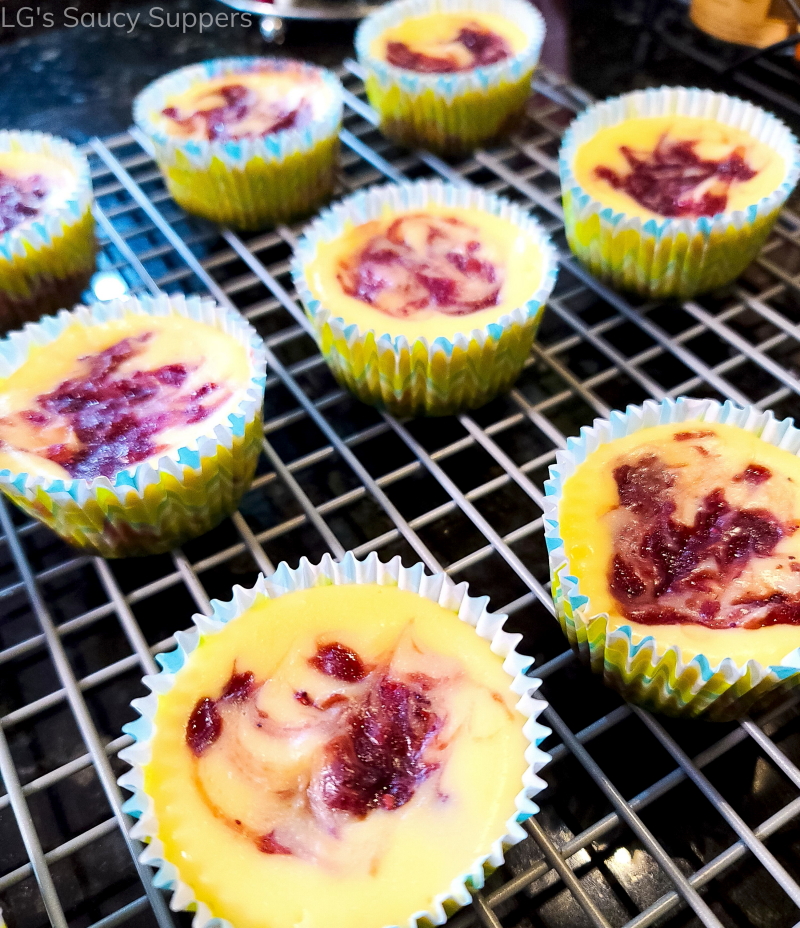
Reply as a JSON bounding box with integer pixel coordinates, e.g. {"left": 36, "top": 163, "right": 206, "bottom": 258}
{"left": 558, "top": 86, "right": 800, "bottom": 239}
{"left": 290, "top": 178, "right": 559, "bottom": 357}
{"left": 133, "top": 56, "right": 343, "bottom": 170}
{"left": 355, "top": 0, "right": 544, "bottom": 101}
{"left": 543, "top": 396, "right": 800, "bottom": 698}
{"left": 118, "top": 550, "right": 551, "bottom": 928}
{"left": 0, "top": 292, "right": 267, "bottom": 505}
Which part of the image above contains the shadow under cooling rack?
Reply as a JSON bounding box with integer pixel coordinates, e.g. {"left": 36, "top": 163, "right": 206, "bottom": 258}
{"left": 1, "top": 63, "right": 800, "bottom": 928}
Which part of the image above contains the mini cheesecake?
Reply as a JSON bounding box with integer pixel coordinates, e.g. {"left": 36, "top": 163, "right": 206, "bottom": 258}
{"left": 573, "top": 115, "right": 785, "bottom": 221}
{"left": 157, "top": 66, "right": 336, "bottom": 143}
{"left": 0, "top": 311, "right": 250, "bottom": 481}
{"left": 0, "top": 151, "right": 78, "bottom": 235}
{"left": 370, "top": 11, "right": 526, "bottom": 73}
{"left": 135, "top": 58, "right": 343, "bottom": 230}
{"left": 303, "top": 205, "right": 545, "bottom": 342}
{"left": 559, "top": 88, "right": 800, "bottom": 298}
{"left": 0, "top": 134, "right": 96, "bottom": 332}
{"left": 143, "top": 582, "right": 531, "bottom": 928}
{"left": 355, "top": 0, "right": 544, "bottom": 157}
{"left": 559, "top": 420, "right": 800, "bottom": 667}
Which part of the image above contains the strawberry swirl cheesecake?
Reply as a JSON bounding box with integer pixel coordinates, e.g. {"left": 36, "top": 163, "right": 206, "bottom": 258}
{"left": 547, "top": 399, "right": 800, "bottom": 718}
{"left": 120, "top": 556, "right": 549, "bottom": 928}
{"left": 573, "top": 115, "right": 785, "bottom": 222}
{"left": 0, "top": 294, "right": 266, "bottom": 557}
{"left": 293, "top": 181, "right": 558, "bottom": 416}
{"left": 0, "top": 132, "right": 96, "bottom": 332}
{"left": 134, "top": 58, "right": 343, "bottom": 230}
{"left": 559, "top": 87, "right": 800, "bottom": 298}
{"left": 156, "top": 68, "right": 331, "bottom": 143}
{"left": 373, "top": 11, "right": 521, "bottom": 73}
{"left": 0, "top": 312, "right": 248, "bottom": 481}
{"left": 355, "top": 0, "right": 545, "bottom": 156}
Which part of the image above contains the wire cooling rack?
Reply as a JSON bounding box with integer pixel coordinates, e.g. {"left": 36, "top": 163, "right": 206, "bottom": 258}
{"left": 2, "top": 61, "right": 800, "bottom": 928}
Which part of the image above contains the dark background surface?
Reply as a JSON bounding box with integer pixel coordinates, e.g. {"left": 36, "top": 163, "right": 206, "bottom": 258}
{"left": 0, "top": 0, "right": 777, "bottom": 143}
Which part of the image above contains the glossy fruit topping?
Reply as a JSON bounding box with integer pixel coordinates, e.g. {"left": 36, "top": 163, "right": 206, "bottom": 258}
{"left": 186, "top": 697, "right": 222, "bottom": 757}
{"left": 386, "top": 24, "right": 512, "bottom": 72}
{"left": 0, "top": 171, "right": 49, "bottom": 234}
{"left": 161, "top": 82, "right": 309, "bottom": 141}
{"left": 311, "top": 674, "right": 440, "bottom": 816}
{"left": 734, "top": 463, "right": 772, "bottom": 485}
{"left": 256, "top": 832, "right": 293, "bottom": 855}
{"left": 338, "top": 213, "right": 502, "bottom": 317}
{"left": 607, "top": 452, "right": 800, "bottom": 628}
{"left": 309, "top": 642, "right": 368, "bottom": 681}
{"left": 594, "top": 134, "right": 757, "bottom": 218}
{"left": 0, "top": 333, "right": 227, "bottom": 480}
{"left": 185, "top": 647, "right": 445, "bottom": 857}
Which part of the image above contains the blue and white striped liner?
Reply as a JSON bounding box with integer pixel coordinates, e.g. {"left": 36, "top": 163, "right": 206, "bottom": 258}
{"left": 355, "top": 0, "right": 545, "bottom": 102}
{"left": 118, "top": 551, "right": 552, "bottom": 928}
{"left": 544, "top": 397, "right": 800, "bottom": 718}
{"left": 0, "top": 292, "right": 267, "bottom": 504}
{"left": 291, "top": 178, "right": 559, "bottom": 354}
{"left": 133, "top": 57, "right": 344, "bottom": 169}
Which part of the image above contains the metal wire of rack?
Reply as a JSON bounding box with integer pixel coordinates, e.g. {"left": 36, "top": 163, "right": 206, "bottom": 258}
{"left": 1, "top": 60, "right": 800, "bottom": 928}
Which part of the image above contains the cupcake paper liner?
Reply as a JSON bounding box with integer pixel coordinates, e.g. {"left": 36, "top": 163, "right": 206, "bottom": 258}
{"left": 355, "top": 0, "right": 544, "bottom": 156}
{"left": 118, "top": 550, "right": 551, "bottom": 928}
{"left": 544, "top": 396, "right": 800, "bottom": 721}
{"left": 0, "top": 131, "right": 96, "bottom": 333}
{"left": 559, "top": 87, "right": 800, "bottom": 299}
{"left": 133, "top": 58, "right": 343, "bottom": 230}
{"left": 291, "top": 179, "right": 559, "bottom": 417}
{"left": 0, "top": 292, "right": 267, "bottom": 558}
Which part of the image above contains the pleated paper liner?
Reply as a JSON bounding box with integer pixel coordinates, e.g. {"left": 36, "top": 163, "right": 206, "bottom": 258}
{"left": 559, "top": 87, "right": 800, "bottom": 299}
{"left": 291, "top": 179, "right": 558, "bottom": 417}
{"left": 118, "top": 551, "right": 551, "bottom": 928}
{"left": 0, "top": 131, "right": 96, "bottom": 333}
{"left": 134, "top": 57, "right": 343, "bottom": 230}
{"left": 0, "top": 293, "right": 267, "bottom": 558}
{"left": 355, "top": 0, "right": 544, "bottom": 157}
{"left": 544, "top": 396, "right": 800, "bottom": 721}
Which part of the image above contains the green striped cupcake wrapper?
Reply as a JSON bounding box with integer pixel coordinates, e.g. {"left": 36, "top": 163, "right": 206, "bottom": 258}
{"left": 0, "top": 131, "right": 96, "bottom": 330}
{"left": 291, "top": 179, "right": 558, "bottom": 417}
{"left": 544, "top": 396, "right": 800, "bottom": 721}
{"left": 355, "top": 0, "right": 544, "bottom": 156}
{"left": 118, "top": 551, "right": 551, "bottom": 928}
{"left": 0, "top": 293, "right": 267, "bottom": 558}
{"left": 559, "top": 87, "right": 800, "bottom": 299}
{"left": 134, "top": 57, "right": 343, "bottom": 230}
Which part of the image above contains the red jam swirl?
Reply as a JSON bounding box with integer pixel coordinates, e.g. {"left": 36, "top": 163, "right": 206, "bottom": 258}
{"left": 338, "top": 214, "right": 502, "bottom": 318}
{"left": 0, "top": 171, "right": 48, "bottom": 233}
{"left": 309, "top": 642, "right": 368, "bottom": 681}
{"left": 161, "top": 82, "right": 310, "bottom": 141}
{"left": 184, "top": 642, "right": 444, "bottom": 857}
{"left": 0, "top": 333, "right": 227, "bottom": 480}
{"left": 607, "top": 451, "right": 800, "bottom": 628}
{"left": 386, "top": 25, "right": 512, "bottom": 72}
{"left": 594, "top": 135, "right": 757, "bottom": 218}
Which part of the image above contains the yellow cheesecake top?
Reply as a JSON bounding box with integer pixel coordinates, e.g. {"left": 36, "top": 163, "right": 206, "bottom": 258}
{"left": 157, "top": 69, "right": 334, "bottom": 142}
{"left": 559, "top": 420, "right": 800, "bottom": 667}
{"left": 144, "top": 583, "right": 529, "bottom": 928}
{"left": 0, "top": 312, "right": 249, "bottom": 481}
{"left": 572, "top": 115, "right": 785, "bottom": 221}
{"left": 370, "top": 12, "right": 527, "bottom": 72}
{"left": 303, "top": 205, "right": 545, "bottom": 341}
{"left": 0, "top": 151, "right": 78, "bottom": 235}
